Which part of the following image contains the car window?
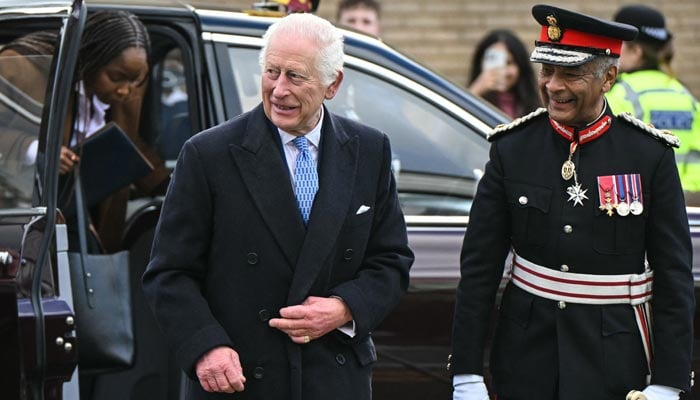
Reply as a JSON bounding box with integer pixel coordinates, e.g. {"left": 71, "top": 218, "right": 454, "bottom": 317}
{"left": 226, "top": 46, "right": 488, "bottom": 216}
{"left": 155, "top": 47, "right": 191, "bottom": 163}
{"left": 0, "top": 50, "right": 53, "bottom": 207}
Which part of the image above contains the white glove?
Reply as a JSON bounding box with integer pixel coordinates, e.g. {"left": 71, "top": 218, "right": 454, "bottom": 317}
{"left": 641, "top": 385, "right": 681, "bottom": 400}
{"left": 453, "top": 374, "right": 489, "bottom": 400}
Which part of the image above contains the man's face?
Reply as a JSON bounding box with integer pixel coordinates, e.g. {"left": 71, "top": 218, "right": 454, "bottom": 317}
{"left": 261, "top": 34, "right": 342, "bottom": 136}
{"left": 338, "top": 6, "right": 381, "bottom": 37}
{"left": 537, "top": 61, "right": 616, "bottom": 127}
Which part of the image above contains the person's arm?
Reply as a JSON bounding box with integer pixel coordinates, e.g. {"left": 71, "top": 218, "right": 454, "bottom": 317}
{"left": 468, "top": 68, "right": 505, "bottom": 96}
{"left": 451, "top": 141, "right": 511, "bottom": 376}
{"left": 110, "top": 80, "right": 170, "bottom": 194}
{"left": 644, "top": 148, "right": 694, "bottom": 392}
{"left": 269, "top": 133, "right": 412, "bottom": 341}
{"left": 142, "top": 139, "right": 233, "bottom": 377}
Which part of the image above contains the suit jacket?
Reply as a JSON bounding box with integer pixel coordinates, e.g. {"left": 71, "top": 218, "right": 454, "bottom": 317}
{"left": 143, "top": 104, "right": 413, "bottom": 400}
{"left": 451, "top": 108, "right": 694, "bottom": 400}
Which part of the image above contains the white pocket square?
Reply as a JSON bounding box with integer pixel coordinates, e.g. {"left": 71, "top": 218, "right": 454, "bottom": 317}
{"left": 356, "top": 205, "right": 371, "bottom": 215}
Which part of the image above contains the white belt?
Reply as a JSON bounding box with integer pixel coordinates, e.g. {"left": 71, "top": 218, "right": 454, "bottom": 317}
{"left": 511, "top": 253, "right": 653, "bottom": 306}
{"left": 511, "top": 253, "right": 654, "bottom": 381}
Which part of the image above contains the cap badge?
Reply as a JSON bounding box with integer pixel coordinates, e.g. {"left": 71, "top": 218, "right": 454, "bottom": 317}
{"left": 546, "top": 15, "right": 562, "bottom": 42}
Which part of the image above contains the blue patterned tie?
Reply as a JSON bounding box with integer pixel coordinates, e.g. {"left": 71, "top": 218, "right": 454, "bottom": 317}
{"left": 292, "top": 136, "right": 318, "bottom": 225}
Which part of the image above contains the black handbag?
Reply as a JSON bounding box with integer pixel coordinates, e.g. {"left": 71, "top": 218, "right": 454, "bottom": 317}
{"left": 68, "top": 166, "right": 135, "bottom": 374}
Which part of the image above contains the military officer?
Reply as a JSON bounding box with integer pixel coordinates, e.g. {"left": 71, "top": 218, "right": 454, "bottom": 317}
{"left": 450, "top": 4, "right": 694, "bottom": 400}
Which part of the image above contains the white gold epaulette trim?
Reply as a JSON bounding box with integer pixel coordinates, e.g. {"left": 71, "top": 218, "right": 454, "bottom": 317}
{"left": 487, "top": 108, "right": 548, "bottom": 142}
{"left": 617, "top": 112, "right": 680, "bottom": 148}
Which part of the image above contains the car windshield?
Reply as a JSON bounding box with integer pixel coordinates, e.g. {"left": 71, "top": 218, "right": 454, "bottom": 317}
{"left": 0, "top": 53, "right": 52, "bottom": 207}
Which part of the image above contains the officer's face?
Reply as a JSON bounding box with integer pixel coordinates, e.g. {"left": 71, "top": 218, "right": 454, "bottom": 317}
{"left": 538, "top": 61, "right": 616, "bottom": 127}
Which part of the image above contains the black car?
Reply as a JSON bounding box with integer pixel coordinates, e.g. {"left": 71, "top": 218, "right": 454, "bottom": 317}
{"left": 1, "top": 1, "right": 698, "bottom": 399}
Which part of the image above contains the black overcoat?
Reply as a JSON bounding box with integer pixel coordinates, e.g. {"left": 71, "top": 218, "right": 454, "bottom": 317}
{"left": 451, "top": 108, "right": 694, "bottom": 400}
{"left": 143, "top": 104, "right": 413, "bottom": 400}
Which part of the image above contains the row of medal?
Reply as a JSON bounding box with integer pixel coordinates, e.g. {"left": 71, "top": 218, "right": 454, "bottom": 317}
{"left": 560, "top": 145, "right": 644, "bottom": 216}
{"left": 596, "top": 174, "right": 644, "bottom": 217}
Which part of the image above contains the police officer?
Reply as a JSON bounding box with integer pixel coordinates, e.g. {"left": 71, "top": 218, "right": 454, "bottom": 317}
{"left": 606, "top": 5, "right": 700, "bottom": 195}
{"left": 450, "top": 4, "right": 694, "bottom": 400}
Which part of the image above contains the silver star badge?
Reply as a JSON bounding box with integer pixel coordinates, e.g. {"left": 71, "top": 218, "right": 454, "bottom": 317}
{"left": 566, "top": 183, "right": 588, "bottom": 207}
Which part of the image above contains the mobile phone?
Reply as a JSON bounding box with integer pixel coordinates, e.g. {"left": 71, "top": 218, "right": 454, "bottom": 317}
{"left": 482, "top": 47, "right": 507, "bottom": 70}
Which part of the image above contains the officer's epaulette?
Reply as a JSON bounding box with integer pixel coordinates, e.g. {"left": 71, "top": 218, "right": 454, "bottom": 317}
{"left": 617, "top": 112, "right": 680, "bottom": 148}
{"left": 487, "top": 107, "right": 548, "bottom": 142}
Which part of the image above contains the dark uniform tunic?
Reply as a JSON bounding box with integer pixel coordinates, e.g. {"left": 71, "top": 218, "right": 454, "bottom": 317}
{"left": 450, "top": 107, "right": 694, "bottom": 400}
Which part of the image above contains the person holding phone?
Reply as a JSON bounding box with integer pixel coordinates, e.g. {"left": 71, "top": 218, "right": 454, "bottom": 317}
{"left": 468, "top": 29, "right": 541, "bottom": 118}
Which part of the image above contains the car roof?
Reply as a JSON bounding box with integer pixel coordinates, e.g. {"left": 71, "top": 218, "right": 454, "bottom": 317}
{"left": 1, "top": 0, "right": 73, "bottom": 7}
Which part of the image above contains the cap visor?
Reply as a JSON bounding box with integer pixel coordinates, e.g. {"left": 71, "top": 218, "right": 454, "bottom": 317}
{"left": 530, "top": 46, "right": 595, "bottom": 66}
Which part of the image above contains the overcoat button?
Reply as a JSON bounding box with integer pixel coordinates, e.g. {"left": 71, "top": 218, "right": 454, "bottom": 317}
{"left": 563, "top": 225, "right": 573, "bottom": 234}
{"left": 558, "top": 301, "right": 567, "bottom": 309}
{"left": 518, "top": 196, "right": 528, "bottom": 205}
{"left": 254, "top": 367, "right": 264, "bottom": 379}
{"left": 343, "top": 249, "right": 354, "bottom": 261}
{"left": 247, "top": 252, "right": 258, "bottom": 265}
{"left": 258, "top": 309, "right": 271, "bottom": 322}
{"left": 335, "top": 354, "right": 346, "bottom": 365}
{"left": 560, "top": 264, "right": 569, "bottom": 272}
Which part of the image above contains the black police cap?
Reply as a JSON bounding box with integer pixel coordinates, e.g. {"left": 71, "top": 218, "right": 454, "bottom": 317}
{"left": 614, "top": 5, "right": 672, "bottom": 44}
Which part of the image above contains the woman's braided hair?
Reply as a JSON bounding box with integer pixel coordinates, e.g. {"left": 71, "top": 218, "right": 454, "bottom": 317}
{"left": 78, "top": 10, "right": 150, "bottom": 82}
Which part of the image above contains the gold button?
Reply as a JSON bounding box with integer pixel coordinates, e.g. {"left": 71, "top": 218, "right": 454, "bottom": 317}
{"left": 518, "top": 196, "right": 528, "bottom": 205}
{"left": 560, "top": 264, "right": 569, "bottom": 272}
{"left": 558, "top": 301, "right": 566, "bottom": 309}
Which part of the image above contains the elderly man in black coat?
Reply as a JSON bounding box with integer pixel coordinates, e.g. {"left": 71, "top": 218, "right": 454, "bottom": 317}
{"left": 143, "top": 12, "right": 413, "bottom": 400}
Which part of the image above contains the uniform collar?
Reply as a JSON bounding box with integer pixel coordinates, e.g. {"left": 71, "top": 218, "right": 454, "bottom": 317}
{"left": 549, "top": 102, "right": 612, "bottom": 144}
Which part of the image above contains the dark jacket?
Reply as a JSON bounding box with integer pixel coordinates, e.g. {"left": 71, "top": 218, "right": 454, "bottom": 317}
{"left": 143, "top": 104, "right": 413, "bottom": 400}
{"left": 451, "top": 107, "right": 694, "bottom": 399}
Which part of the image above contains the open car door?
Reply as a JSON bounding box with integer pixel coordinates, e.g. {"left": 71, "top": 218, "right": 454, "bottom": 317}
{"left": 0, "top": 0, "right": 85, "bottom": 398}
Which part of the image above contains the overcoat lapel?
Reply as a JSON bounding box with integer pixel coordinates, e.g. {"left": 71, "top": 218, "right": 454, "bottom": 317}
{"left": 229, "top": 106, "right": 305, "bottom": 268}
{"left": 287, "top": 110, "right": 358, "bottom": 305}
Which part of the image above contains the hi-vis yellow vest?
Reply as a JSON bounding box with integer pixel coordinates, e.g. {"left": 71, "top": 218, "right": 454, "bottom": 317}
{"left": 607, "top": 70, "right": 700, "bottom": 192}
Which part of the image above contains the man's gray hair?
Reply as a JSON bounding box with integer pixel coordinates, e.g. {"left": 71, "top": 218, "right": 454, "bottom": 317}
{"left": 259, "top": 13, "right": 344, "bottom": 86}
{"left": 590, "top": 56, "right": 619, "bottom": 79}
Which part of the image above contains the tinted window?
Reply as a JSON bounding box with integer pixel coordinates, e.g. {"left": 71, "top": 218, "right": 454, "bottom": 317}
{"left": 0, "top": 52, "right": 53, "bottom": 207}
{"left": 155, "top": 47, "right": 191, "bottom": 163}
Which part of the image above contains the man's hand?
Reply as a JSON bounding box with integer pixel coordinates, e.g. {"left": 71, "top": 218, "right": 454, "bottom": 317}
{"left": 268, "top": 296, "right": 352, "bottom": 344}
{"left": 195, "top": 346, "right": 246, "bottom": 393}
